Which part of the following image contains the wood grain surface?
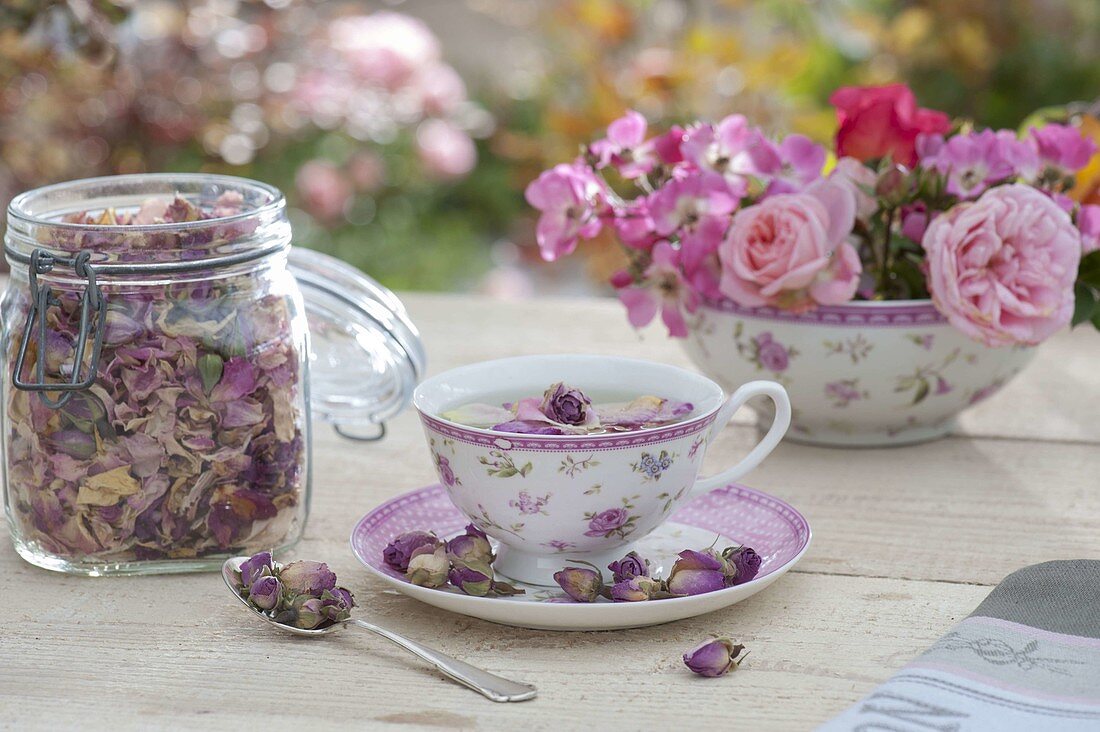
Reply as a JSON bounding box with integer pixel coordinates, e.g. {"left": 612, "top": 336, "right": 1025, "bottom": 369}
{"left": 1, "top": 292, "right": 1097, "bottom": 731}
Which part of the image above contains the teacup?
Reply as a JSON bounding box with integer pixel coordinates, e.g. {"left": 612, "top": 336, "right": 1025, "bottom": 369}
{"left": 412, "top": 355, "right": 791, "bottom": 586}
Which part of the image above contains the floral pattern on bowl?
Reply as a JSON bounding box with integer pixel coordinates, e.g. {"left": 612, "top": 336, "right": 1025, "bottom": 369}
{"left": 684, "top": 298, "right": 1034, "bottom": 447}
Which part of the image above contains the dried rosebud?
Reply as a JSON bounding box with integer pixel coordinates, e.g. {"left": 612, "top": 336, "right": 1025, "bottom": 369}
{"left": 729, "top": 547, "right": 762, "bottom": 585}
{"left": 247, "top": 575, "right": 282, "bottom": 612}
{"left": 407, "top": 546, "right": 450, "bottom": 588}
{"left": 449, "top": 560, "right": 494, "bottom": 596}
{"left": 540, "top": 382, "right": 593, "bottom": 426}
{"left": 553, "top": 566, "right": 603, "bottom": 603}
{"left": 291, "top": 595, "right": 325, "bottom": 630}
{"left": 682, "top": 638, "right": 747, "bottom": 677}
{"left": 609, "top": 575, "right": 662, "bottom": 602}
{"left": 238, "top": 551, "right": 273, "bottom": 589}
{"left": 383, "top": 531, "right": 443, "bottom": 573}
{"left": 608, "top": 551, "right": 650, "bottom": 583}
{"left": 279, "top": 560, "right": 337, "bottom": 597}
{"left": 446, "top": 525, "right": 494, "bottom": 565}
{"left": 319, "top": 587, "right": 356, "bottom": 623}
{"left": 197, "top": 353, "right": 224, "bottom": 395}
{"left": 667, "top": 550, "right": 726, "bottom": 596}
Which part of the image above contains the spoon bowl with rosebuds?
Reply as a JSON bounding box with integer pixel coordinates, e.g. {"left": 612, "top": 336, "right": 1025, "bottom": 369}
{"left": 221, "top": 555, "right": 537, "bottom": 702}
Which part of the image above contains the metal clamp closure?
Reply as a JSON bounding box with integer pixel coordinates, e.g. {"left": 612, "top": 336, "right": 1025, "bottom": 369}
{"left": 12, "top": 249, "right": 106, "bottom": 408}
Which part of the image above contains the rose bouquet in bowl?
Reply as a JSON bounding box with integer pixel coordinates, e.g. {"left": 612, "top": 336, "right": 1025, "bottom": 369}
{"left": 526, "top": 84, "right": 1100, "bottom": 446}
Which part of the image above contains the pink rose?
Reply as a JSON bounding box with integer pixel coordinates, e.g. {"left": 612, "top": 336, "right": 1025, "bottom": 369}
{"left": 1079, "top": 204, "right": 1100, "bottom": 253}
{"left": 718, "top": 178, "right": 860, "bottom": 312}
{"left": 922, "top": 184, "right": 1081, "bottom": 346}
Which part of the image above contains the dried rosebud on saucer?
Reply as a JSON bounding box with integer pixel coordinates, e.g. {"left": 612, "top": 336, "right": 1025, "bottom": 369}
{"left": 383, "top": 531, "right": 443, "bottom": 572}
{"left": 609, "top": 575, "right": 662, "bottom": 602}
{"left": 667, "top": 550, "right": 727, "bottom": 596}
{"left": 608, "top": 551, "right": 650, "bottom": 583}
{"left": 449, "top": 560, "right": 495, "bottom": 596}
{"left": 729, "top": 547, "right": 762, "bottom": 585}
{"left": 407, "top": 546, "right": 450, "bottom": 588}
{"left": 446, "top": 524, "right": 495, "bottom": 565}
{"left": 683, "top": 638, "right": 748, "bottom": 677}
{"left": 553, "top": 565, "right": 603, "bottom": 603}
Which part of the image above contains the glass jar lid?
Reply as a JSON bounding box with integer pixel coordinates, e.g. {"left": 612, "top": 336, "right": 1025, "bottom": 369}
{"left": 288, "top": 247, "right": 425, "bottom": 440}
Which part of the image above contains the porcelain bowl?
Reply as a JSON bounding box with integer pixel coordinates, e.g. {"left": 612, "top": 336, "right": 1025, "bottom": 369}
{"left": 682, "top": 298, "right": 1035, "bottom": 447}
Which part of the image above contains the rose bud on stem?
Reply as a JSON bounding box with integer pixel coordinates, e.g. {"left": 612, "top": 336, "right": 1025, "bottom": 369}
{"left": 683, "top": 638, "right": 748, "bottom": 677}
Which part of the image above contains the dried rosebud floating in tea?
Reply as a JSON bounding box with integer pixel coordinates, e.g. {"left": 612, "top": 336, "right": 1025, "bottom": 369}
{"left": 441, "top": 382, "right": 692, "bottom": 435}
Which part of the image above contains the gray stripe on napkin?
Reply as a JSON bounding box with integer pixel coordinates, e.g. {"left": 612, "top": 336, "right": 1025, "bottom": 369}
{"left": 970, "top": 560, "right": 1100, "bottom": 639}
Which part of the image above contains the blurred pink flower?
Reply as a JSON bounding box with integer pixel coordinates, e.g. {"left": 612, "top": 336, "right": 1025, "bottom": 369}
{"left": 415, "top": 63, "right": 468, "bottom": 117}
{"left": 1027, "top": 124, "right": 1098, "bottom": 176}
{"left": 922, "top": 184, "right": 1081, "bottom": 346}
{"left": 919, "top": 129, "right": 1021, "bottom": 199}
{"left": 525, "top": 161, "right": 604, "bottom": 261}
{"left": 648, "top": 171, "right": 740, "bottom": 252}
{"left": 830, "top": 157, "right": 878, "bottom": 219}
{"left": 682, "top": 115, "right": 778, "bottom": 184}
{"left": 618, "top": 242, "right": 700, "bottom": 337}
{"left": 416, "top": 119, "right": 477, "bottom": 180}
{"left": 612, "top": 199, "right": 660, "bottom": 250}
{"left": 296, "top": 160, "right": 352, "bottom": 222}
{"left": 765, "top": 134, "right": 826, "bottom": 195}
{"left": 348, "top": 151, "right": 386, "bottom": 192}
{"left": 718, "top": 178, "right": 860, "bottom": 311}
{"left": 1079, "top": 204, "right": 1100, "bottom": 253}
{"left": 331, "top": 13, "right": 440, "bottom": 90}
{"left": 591, "top": 109, "right": 654, "bottom": 178}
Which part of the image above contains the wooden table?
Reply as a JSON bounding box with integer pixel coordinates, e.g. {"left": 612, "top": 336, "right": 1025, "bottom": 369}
{"left": 2, "top": 293, "right": 1098, "bottom": 730}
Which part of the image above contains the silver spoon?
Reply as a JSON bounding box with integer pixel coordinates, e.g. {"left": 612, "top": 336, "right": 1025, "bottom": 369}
{"left": 222, "top": 557, "right": 537, "bottom": 702}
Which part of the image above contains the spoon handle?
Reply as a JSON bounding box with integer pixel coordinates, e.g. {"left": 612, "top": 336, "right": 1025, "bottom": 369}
{"left": 349, "top": 619, "right": 537, "bottom": 702}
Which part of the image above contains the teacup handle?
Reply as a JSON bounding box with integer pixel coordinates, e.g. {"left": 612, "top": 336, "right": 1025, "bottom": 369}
{"left": 691, "top": 380, "right": 791, "bottom": 496}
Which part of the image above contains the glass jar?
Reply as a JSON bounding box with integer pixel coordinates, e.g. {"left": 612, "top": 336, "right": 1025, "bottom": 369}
{"left": 2, "top": 174, "right": 422, "bottom": 575}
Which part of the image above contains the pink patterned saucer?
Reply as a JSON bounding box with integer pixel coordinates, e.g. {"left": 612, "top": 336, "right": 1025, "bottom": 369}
{"left": 350, "top": 482, "right": 810, "bottom": 631}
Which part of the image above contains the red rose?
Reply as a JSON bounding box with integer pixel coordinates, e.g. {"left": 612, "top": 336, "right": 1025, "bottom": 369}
{"left": 829, "top": 84, "right": 951, "bottom": 167}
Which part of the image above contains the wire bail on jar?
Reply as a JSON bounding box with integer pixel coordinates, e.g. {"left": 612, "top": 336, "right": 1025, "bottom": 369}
{"left": 12, "top": 248, "right": 106, "bottom": 409}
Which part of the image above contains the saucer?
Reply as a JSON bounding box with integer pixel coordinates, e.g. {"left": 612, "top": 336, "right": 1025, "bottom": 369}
{"left": 351, "top": 482, "right": 810, "bottom": 631}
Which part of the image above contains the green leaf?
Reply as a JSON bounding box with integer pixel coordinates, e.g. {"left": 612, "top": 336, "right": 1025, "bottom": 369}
{"left": 912, "top": 378, "right": 930, "bottom": 405}
{"left": 494, "top": 468, "right": 517, "bottom": 478}
{"left": 1072, "top": 283, "right": 1099, "bottom": 327}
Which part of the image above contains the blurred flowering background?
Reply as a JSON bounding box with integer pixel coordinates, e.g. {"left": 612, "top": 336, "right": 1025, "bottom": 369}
{"left": 3, "top": 0, "right": 1099, "bottom": 295}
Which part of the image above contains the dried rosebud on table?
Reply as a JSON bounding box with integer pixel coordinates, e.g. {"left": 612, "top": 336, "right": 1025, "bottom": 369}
{"left": 235, "top": 551, "right": 355, "bottom": 630}
{"left": 682, "top": 638, "right": 748, "bottom": 677}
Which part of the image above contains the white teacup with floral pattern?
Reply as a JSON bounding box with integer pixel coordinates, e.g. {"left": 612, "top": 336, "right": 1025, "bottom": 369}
{"left": 412, "top": 355, "right": 791, "bottom": 586}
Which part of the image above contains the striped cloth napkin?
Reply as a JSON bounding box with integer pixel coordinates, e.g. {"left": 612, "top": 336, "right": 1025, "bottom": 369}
{"left": 819, "top": 560, "right": 1100, "bottom": 731}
